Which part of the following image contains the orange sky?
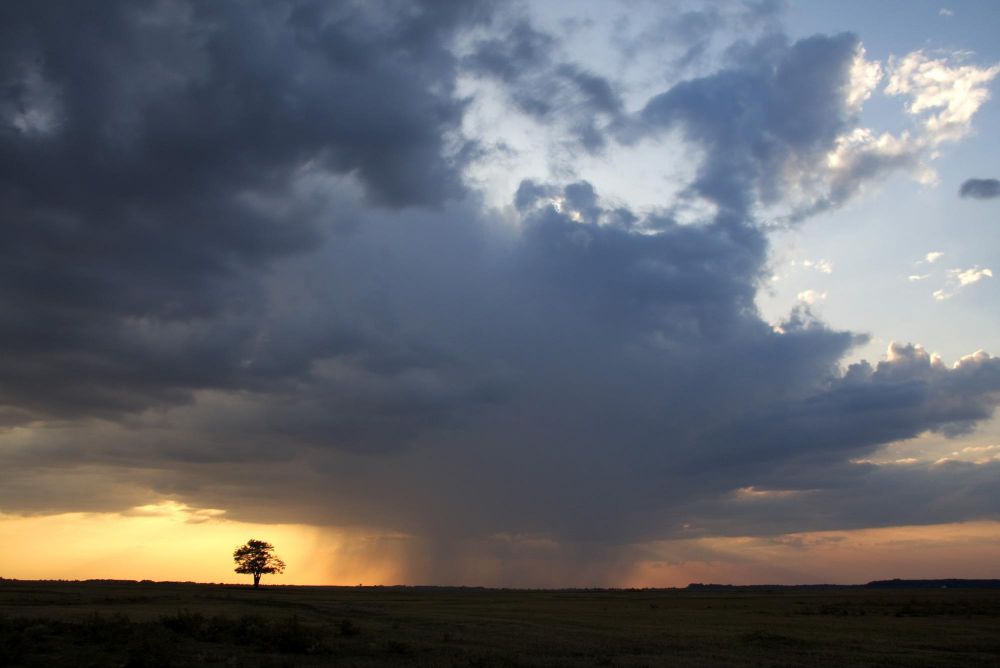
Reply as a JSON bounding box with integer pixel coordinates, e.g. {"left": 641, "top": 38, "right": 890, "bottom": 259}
{"left": 3, "top": 501, "right": 998, "bottom": 587}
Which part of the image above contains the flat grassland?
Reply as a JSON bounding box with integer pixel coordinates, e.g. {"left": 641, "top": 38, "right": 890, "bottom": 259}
{"left": 2, "top": 580, "right": 999, "bottom": 666}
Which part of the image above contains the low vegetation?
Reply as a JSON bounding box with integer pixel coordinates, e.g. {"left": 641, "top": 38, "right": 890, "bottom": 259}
{"left": 1, "top": 579, "right": 999, "bottom": 666}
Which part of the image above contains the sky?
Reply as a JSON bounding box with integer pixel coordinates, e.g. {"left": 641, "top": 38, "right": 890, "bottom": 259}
{"left": 1, "top": 0, "right": 999, "bottom": 587}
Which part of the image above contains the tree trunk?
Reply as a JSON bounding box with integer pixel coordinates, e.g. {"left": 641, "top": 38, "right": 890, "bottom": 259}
{"left": 253, "top": 573, "right": 261, "bottom": 588}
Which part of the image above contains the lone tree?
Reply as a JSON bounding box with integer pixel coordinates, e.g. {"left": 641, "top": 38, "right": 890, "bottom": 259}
{"left": 233, "top": 538, "right": 285, "bottom": 588}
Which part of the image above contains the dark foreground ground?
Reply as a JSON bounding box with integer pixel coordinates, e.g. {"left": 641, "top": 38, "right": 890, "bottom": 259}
{"left": 2, "top": 580, "right": 999, "bottom": 667}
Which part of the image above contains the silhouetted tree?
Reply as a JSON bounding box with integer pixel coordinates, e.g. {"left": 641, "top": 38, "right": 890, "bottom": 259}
{"left": 233, "top": 538, "right": 285, "bottom": 588}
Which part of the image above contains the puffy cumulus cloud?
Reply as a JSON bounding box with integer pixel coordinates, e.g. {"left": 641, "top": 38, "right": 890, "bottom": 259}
{"left": 804, "top": 52, "right": 1000, "bottom": 207}
{"left": 960, "top": 178, "right": 1000, "bottom": 199}
{"left": 631, "top": 30, "right": 998, "bottom": 222}
{"left": 845, "top": 45, "right": 884, "bottom": 111}
{"left": 2, "top": 1, "right": 1000, "bottom": 581}
{"left": 636, "top": 38, "right": 934, "bottom": 221}
{"left": 637, "top": 32, "right": 864, "bottom": 215}
{"left": 886, "top": 52, "right": 1000, "bottom": 144}
{"left": 803, "top": 50, "right": 999, "bottom": 214}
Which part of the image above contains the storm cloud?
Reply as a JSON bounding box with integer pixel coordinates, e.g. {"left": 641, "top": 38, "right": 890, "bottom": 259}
{"left": 0, "top": 0, "right": 487, "bottom": 420}
{"left": 1, "top": 0, "right": 999, "bottom": 580}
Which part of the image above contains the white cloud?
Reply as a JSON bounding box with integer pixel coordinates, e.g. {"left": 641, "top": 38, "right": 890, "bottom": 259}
{"left": 908, "top": 274, "right": 929, "bottom": 282}
{"left": 953, "top": 266, "right": 993, "bottom": 286}
{"left": 886, "top": 52, "right": 1000, "bottom": 144}
{"left": 932, "top": 265, "right": 993, "bottom": 299}
{"left": 822, "top": 124, "right": 918, "bottom": 184}
{"left": 795, "top": 51, "right": 999, "bottom": 219}
{"left": 885, "top": 341, "right": 937, "bottom": 364}
{"left": 797, "top": 289, "right": 828, "bottom": 304}
{"left": 939, "top": 8, "right": 954, "bottom": 17}
{"left": 802, "top": 259, "right": 833, "bottom": 274}
{"left": 846, "top": 45, "right": 884, "bottom": 111}
{"left": 925, "top": 251, "right": 945, "bottom": 263}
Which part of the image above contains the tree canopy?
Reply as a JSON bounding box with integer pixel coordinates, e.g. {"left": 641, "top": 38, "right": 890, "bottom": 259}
{"left": 233, "top": 538, "right": 285, "bottom": 587}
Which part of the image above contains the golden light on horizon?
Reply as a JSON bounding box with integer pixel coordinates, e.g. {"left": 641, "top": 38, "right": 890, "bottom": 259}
{"left": 0, "top": 502, "right": 405, "bottom": 586}
{"left": 620, "top": 521, "right": 1000, "bottom": 588}
{"left": 2, "top": 503, "right": 999, "bottom": 587}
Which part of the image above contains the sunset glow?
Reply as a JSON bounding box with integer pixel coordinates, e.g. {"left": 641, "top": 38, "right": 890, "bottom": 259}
{"left": 4, "top": 507, "right": 999, "bottom": 588}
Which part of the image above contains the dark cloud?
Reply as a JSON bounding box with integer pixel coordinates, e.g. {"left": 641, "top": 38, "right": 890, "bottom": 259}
{"left": 637, "top": 32, "right": 860, "bottom": 214}
{"left": 464, "top": 18, "right": 623, "bottom": 151}
{"left": 611, "top": 2, "right": 784, "bottom": 72}
{"left": 690, "top": 344, "right": 1000, "bottom": 478}
{"left": 4, "top": 179, "right": 997, "bottom": 551}
{"left": 959, "top": 178, "right": 1000, "bottom": 199}
{"left": 0, "top": 1, "right": 998, "bottom": 582}
{"left": 0, "top": 0, "right": 488, "bottom": 419}
{"left": 680, "top": 458, "right": 1000, "bottom": 538}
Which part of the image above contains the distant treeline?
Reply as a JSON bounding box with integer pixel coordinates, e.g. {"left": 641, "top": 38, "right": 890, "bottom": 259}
{"left": 866, "top": 579, "right": 1000, "bottom": 589}
{"left": 686, "top": 579, "right": 1000, "bottom": 590}
{"left": 4, "top": 577, "right": 998, "bottom": 590}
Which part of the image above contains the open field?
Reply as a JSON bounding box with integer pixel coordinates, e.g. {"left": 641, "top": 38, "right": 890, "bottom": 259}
{"left": 2, "top": 580, "right": 999, "bottom": 667}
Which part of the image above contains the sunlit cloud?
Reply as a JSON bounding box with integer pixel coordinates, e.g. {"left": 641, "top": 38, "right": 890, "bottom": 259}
{"left": 933, "top": 265, "right": 993, "bottom": 299}
{"left": 947, "top": 444, "right": 1000, "bottom": 464}
{"left": 733, "top": 486, "right": 812, "bottom": 501}
{"left": 802, "top": 50, "right": 1000, "bottom": 216}
{"left": 886, "top": 51, "right": 1000, "bottom": 144}
{"left": 846, "top": 45, "right": 883, "bottom": 111}
{"left": 802, "top": 258, "right": 834, "bottom": 274}
{"left": 126, "top": 500, "right": 227, "bottom": 524}
{"left": 797, "top": 289, "right": 828, "bottom": 304}
{"left": 954, "top": 266, "right": 994, "bottom": 285}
